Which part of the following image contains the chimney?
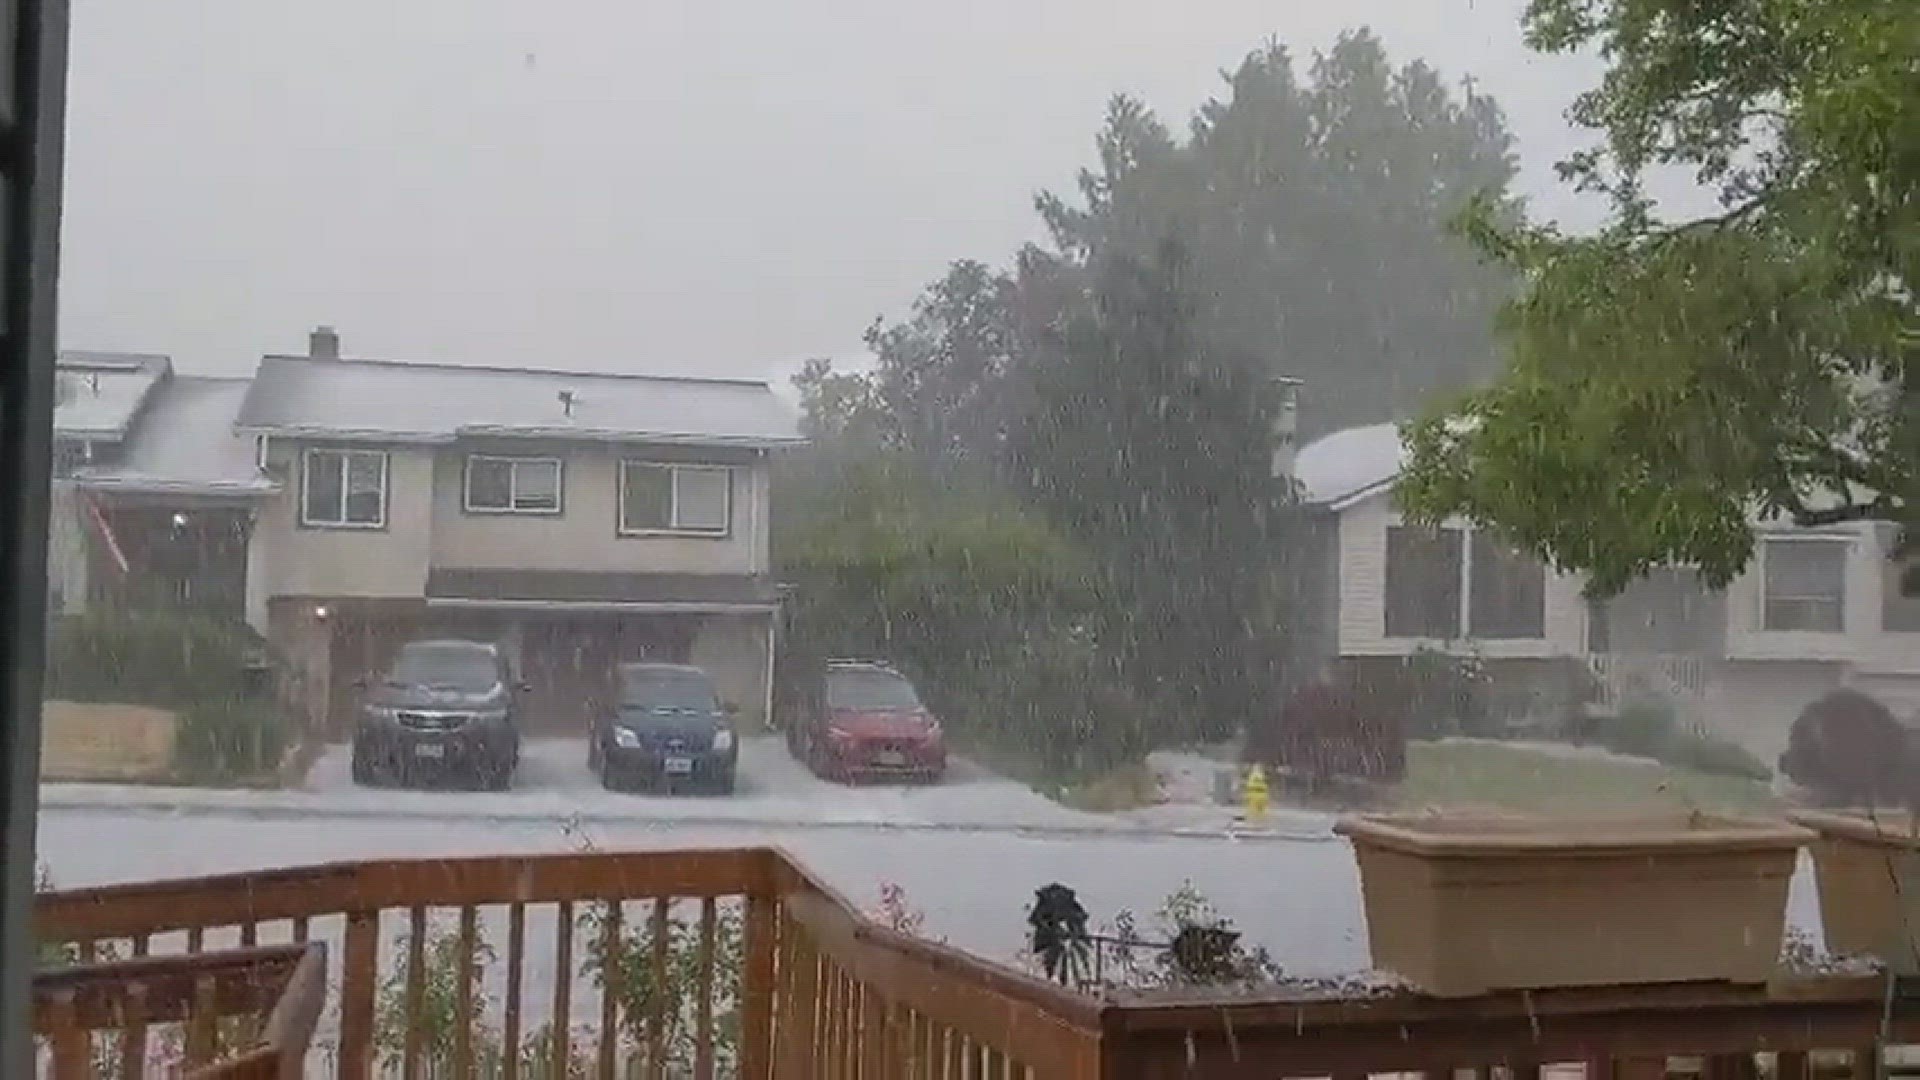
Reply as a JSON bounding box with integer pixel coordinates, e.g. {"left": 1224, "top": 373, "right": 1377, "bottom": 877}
{"left": 309, "top": 325, "right": 341, "bottom": 360}
{"left": 1270, "top": 376, "right": 1302, "bottom": 481}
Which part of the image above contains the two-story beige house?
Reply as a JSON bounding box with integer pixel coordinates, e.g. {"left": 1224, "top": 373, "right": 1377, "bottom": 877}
{"left": 1293, "top": 421, "right": 1920, "bottom": 765}
{"left": 228, "top": 328, "right": 805, "bottom": 736}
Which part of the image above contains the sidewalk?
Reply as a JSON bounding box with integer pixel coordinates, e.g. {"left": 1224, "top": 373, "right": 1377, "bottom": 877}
{"left": 39, "top": 777, "right": 1342, "bottom": 843}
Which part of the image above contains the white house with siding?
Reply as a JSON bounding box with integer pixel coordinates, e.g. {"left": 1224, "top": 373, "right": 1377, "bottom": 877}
{"left": 1292, "top": 422, "right": 1920, "bottom": 765}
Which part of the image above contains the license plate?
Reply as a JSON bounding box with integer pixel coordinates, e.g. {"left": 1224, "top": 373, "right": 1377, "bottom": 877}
{"left": 413, "top": 743, "right": 445, "bottom": 760}
{"left": 876, "top": 750, "right": 907, "bottom": 767}
{"left": 663, "top": 756, "right": 694, "bottom": 775}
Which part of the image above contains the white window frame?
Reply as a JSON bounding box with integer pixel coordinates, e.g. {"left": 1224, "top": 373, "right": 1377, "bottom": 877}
{"left": 300, "top": 448, "right": 389, "bottom": 529}
{"left": 463, "top": 454, "right": 563, "bottom": 515}
{"left": 1759, "top": 534, "right": 1850, "bottom": 632}
{"left": 617, "top": 461, "right": 733, "bottom": 537}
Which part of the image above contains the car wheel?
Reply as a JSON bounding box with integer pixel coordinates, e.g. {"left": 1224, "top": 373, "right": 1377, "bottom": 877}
{"left": 480, "top": 762, "right": 513, "bottom": 791}
{"left": 351, "top": 747, "right": 383, "bottom": 787}
{"left": 599, "top": 765, "right": 625, "bottom": 792}
{"left": 785, "top": 723, "right": 806, "bottom": 760}
{"left": 712, "top": 769, "right": 737, "bottom": 796}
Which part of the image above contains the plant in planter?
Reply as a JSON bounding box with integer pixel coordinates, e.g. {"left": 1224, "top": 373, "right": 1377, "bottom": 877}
{"left": 1336, "top": 810, "right": 1810, "bottom": 996}
{"left": 1789, "top": 810, "right": 1920, "bottom": 975}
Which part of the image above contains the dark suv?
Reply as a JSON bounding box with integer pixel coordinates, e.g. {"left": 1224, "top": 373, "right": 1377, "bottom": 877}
{"left": 589, "top": 663, "right": 739, "bottom": 794}
{"left": 352, "top": 638, "right": 524, "bottom": 790}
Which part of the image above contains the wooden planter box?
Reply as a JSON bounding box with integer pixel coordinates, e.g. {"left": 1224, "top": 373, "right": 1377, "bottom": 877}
{"left": 1790, "top": 810, "right": 1920, "bottom": 975}
{"left": 1336, "top": 812, "right": 1809, "bottom": 996}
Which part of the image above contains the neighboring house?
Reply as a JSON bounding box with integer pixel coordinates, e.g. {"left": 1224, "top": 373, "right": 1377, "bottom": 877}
{"left": 48, "top": 328, "right": 807, "bottom": 738}
{"left": 234, "top": 328, "right": 806, "bottom": 735}
{"left": 50, "top": 351, "right": 274, "bottom": 621}
{"left": 1292, "top": 422, "right": 1920, "bottom": 764}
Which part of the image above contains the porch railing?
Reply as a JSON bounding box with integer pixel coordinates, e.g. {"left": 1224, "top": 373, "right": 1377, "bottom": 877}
{"left": 33, "top": 941, "right": 326, "bottom": 1079}
{"left": 35, "top": 846, "right": 1920, "bottom": 1079}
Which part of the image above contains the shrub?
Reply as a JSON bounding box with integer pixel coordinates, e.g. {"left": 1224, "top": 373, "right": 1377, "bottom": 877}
{"left": 374, "top": 901, "right": 749, "bottom": 1077}
{"left": 1101, "top": 881, "right": 1283, "bottom": 990}
{"left": 174, "top": 696, "right": 288, "bottom": 783}
{"left": 1601, "top": 701, "right": 1678, "bottom": 760}
{"left": 1663, "top": 731, "right": 1773, "bottom": 782}
{"left": 1246, "top": 677, "right": 1406, "bottom": 784}
{"left": 44, "top": 608, "right": 266, "bottom": 709}
{"left": 43, "top": 607, "right": 286, "bottom": 783}
{"left": 1780, "top": 689, "right": 1914, "bottom": 806}
{"left": 1582, "top": 701, "right": 1772, "bottom": 781}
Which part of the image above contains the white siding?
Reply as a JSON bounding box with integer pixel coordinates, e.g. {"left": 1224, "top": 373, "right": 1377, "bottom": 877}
{"left": 1721, "top": 519, "right": 1920, "bottom": 672}
{"left": 427, "top": 448, "right": 768, "bottom": 576}
{"left": 251, "top": 443, "right": 433, "bottom": 599}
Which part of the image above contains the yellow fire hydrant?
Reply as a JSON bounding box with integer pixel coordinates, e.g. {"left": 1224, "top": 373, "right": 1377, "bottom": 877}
{"left": 1243, "top": 764, "right": 1269, "bottom": 822}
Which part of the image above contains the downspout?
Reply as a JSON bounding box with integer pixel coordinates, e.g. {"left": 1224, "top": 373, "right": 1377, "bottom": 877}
{"left": 763, "top": 609, "right": 777, "bottom": 732}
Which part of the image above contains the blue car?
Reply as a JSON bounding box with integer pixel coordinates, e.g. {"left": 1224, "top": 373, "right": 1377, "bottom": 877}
{"left": 588, "top": 663, "right": 739, "bottom": 794}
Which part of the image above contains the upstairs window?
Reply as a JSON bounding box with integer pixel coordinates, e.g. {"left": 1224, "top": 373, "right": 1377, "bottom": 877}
{"left": 302, "top": 448, "right": 387, "bottom": 528}
{"left": 1761, "top": 536, "right": 1847, "bottom": 632}
{"left": 619, "top": 462, "right": 732, "bottom": 536}
{"left": 464, "top": 455, "right": 562, "bottom": 514}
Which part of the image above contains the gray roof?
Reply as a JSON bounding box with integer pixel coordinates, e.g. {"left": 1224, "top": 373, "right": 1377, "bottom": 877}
{"left": 237, "top": 354, "right": 805, "bottom": 448}
{"left": 75, "top": 377, "right": 277, "bottom": 497}
{"left": 53, "top": 351, "right": 172, "bottom": 442}
{"left": 1293, "top": 422, "right": 1403, "bottom": 508}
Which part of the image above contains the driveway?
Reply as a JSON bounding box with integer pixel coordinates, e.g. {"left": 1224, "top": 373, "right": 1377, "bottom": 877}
{"left": 41, "top": 735, "right": 1344, "bottom": 838}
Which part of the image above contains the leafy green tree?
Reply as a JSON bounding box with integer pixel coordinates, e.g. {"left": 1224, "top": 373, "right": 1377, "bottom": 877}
{"left": 1012, "top": 239, "right": 1291, "bottom": 743}
{"left": 789, "top": 357, "right": 885, "bottom": 443}
{"left": 863, "top": 260, "right": 1020, "bottom": 470}
{"left": 1036, "top": 32, "right": 1519, "bottom": 436}
{"left": 1398, "top": 0, "right": 1920, "bottom": 596}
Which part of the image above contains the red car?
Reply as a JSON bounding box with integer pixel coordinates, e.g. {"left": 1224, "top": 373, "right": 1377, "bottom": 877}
{"left": 788, "top": 660, "right": 947, "bottom": 783}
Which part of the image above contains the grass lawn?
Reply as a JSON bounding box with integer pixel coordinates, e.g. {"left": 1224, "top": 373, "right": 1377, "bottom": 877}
{"left": 1393, "top": 740, "right": 1779, "bottom": 814}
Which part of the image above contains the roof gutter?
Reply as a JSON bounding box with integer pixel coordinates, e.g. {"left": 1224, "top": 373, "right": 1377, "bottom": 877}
{"left": 424, "top": 598, "right": 778, "bottom": 615}
{"left": 1323, "top": 477, "right": 1397, "bottom": 513}
{"left": 231, "top": 425, "right": 808, "bottom": 450}
{"left": 73, "top": 475, "right": 280, "bottom": 498}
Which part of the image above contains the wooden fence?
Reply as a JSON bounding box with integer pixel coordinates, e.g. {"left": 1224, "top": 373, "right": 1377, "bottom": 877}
{"left": 35, "top": 846, "right": 1920, "bottom": 1079}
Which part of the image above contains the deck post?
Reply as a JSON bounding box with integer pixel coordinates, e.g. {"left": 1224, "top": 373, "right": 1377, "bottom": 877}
{"left": 740, "top": 891, "right": 778, "bottom": 1080}
{"left": 336, "top": 909, "right": 380, "bottom": 1080}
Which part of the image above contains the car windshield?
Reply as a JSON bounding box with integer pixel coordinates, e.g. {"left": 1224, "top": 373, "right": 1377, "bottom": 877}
{"left": 386, "top": 644, "right": 500, "bottom": 689}
{"left": 827, "top": 670, "right": 921, "bottom": 711}
{"left": 620, "top": 671, "right": 719, "bottom": 712}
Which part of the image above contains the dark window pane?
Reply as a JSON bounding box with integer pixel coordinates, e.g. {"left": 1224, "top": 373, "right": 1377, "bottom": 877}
{"left": 513, "top": 460, "right": 560, "bottom": 511}
{"left": 344, "top": 452, "right": 385, "bottom": 525}
{"left": 304, "top": 451, "right": 343, "bottom": 524}
{"left": 1385, "top": 525, "right": 1462, "bottom": 638}
{"left": 1469, "top": 535, "right": 1545, "bottom": 639}
{"left": 1887, "top": 558, "right": 1920, "bottom": 631}
{"left": 621, "top": 463, "right": 671, "bottom": 532}
{"left": 674, "top": 467, "right": 730, "bottom": 532}
{"left": 466, "top": 457, "right": 512, "bottom": 510}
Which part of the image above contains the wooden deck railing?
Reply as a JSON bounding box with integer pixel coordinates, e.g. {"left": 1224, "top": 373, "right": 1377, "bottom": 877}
{"left": 33, "top": 942, "right": 326, "bottom": 1079}
{"left": 35, "top": 846, "right": 1920, "bottom": 1079}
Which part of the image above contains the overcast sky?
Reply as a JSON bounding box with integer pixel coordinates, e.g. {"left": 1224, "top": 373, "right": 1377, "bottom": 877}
{"left": 56, "top": 0, "right": 1696, "bottom": 385}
